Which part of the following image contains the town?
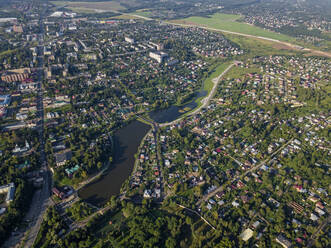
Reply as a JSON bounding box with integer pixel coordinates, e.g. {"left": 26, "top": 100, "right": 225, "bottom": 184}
{"left": 0, "top": 0, "right": 330, "bottom": 248}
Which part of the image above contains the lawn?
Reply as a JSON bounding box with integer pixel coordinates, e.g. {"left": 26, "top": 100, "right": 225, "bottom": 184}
{"left": 193, "top": 61, "right": 232, "bottom": 107}
{"left": 181, "top": 61, "right": 233, "bottom": 117}
{"left": 174, "top": 13, "right": 295, "bottom": 43}
{"left": 204, "top": 62, "right": 232, "bottom": 92}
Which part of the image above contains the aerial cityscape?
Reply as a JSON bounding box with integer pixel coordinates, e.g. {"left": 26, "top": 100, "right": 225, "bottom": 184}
{"left": 0, "top": 0, "right": 330, "bottom": 247}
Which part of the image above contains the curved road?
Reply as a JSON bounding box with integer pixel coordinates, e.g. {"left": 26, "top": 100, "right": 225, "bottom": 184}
{"left": 159, "top": 62, "right": 235, "bottom": 127}
{"left": 167, "top": 22, "right": 331, "bottom": 59}
{"left": 129, "top": 13, "right": 331, "bottom": 59}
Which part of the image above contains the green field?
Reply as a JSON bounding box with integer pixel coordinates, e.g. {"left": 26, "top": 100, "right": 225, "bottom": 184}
{"left": 176, "top": 13, "right": 295, "bottom": 43}
{"left": 204, "top": 62, "right": 232, "bottom": 92}
{"left": 181, "top": 61, "right": 232, "bottom": 117}
{"left": 224, "top": 33, "right": 302, "bottom": 58}
{"left": 50, "top": 1, "right": 129, "bottom": 13}
{"left": 131, "top": 11, "right": 153, "bottom": 18}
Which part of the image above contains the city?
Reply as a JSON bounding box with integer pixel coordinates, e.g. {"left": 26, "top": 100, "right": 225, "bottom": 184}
{"left": 0, "top": 0, "right": 330, "bottom": 248}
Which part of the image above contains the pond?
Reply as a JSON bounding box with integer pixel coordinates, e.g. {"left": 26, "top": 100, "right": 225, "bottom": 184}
{"left": 78, "top": 120, "right": 150, "bottom": 206}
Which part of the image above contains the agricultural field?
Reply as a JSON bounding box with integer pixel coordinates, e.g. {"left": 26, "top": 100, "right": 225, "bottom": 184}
{"left": 174, "top": 13, "right": 295, "bottom": 43}
{"left": 50, "top": 1, "right": 134, "bottom": 13}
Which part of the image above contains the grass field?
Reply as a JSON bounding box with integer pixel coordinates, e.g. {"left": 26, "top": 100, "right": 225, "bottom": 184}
{"left": 224, "top": 33, "right": 303, "bottom": 58}
{"left": 50, "top": 1, "right": 128, "bottom": 13}
{"left": 112, "top": 14, "right": 140, "bottom": 19}
{"left": 203, "top": 62, "right": 232, "bottom": 92}
{"left": 174, "top": 13, "right": 295, "bottom": 43}
{"left": 131, "top": 11, "right": 152, "bottom": 17}
{"left": 181, "top": 61, "right": 232, "bottom": 117}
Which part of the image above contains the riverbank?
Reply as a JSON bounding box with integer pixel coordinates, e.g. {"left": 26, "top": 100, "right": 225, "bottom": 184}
{"left": 158, "top": 62, "right": 235, "bottom": 127}
{"left": 78, "top": 121, "right": 150, "bottom": 206}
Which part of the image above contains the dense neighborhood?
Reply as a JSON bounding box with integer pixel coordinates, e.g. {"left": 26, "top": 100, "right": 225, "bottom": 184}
{"left": 0, "top": 0, "right": 330, "bottom": 248}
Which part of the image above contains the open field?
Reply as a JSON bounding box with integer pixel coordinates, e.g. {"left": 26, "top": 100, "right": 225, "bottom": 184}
{"left": 130, "top": 11, "right": 152, "bottom": 18}
{"left": 173, "top": 13, "right": 295, "bottom": 43}
{"left": 50, "top": 1, "right": 130, "bottom": 13}
{"left": 203, "top": 62, "right": 232, "bottom": 93}
{"left": 180, "top": 62, "right": 233, "bottom": 118}
{"left": 225, "top": 34, "right": 301, "bottom": 57}
{"left": 112, "top": 14, "right": 139, "bottom": 19}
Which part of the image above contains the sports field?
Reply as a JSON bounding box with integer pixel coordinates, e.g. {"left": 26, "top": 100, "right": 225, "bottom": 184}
{"left": 174, "top": 13, "right": 294, "bottom": 43}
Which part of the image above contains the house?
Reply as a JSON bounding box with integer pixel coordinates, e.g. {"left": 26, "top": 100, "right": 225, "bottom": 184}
{"left": 0, "top": 183, "right": 15, "bottom": 203}
{"left": 310, "top": 213, "right": 319, "bottom": 221}
{"left": 275, "top": 234, "right": 292, "bottom": 248}
{"left": 55, "top": 149, "right": 72, "bottom": 166}
{"left": 125, "top": 37, "right": 135, "bottom": 44}
{"left": 252, "top": 221, "right": 260, "bottom": 229}
{"left": 240, "top": 228, "right": 253, "bottom": 241}
{"left": 65, "top": 164, "right": 80, "bottom": 178}
{"left": 143, "top": 189, "right": 152, "bottom": 198}
{"left": 315, "top": 208, "right": 325, "bottom": 216}
{"left": 12, "top": 140, "right": 30, "bottom": 154}
{"left": 52, "top": 187, "right": 65, "bottom": 199}
{"left": 15, "top": 160, "right": 30, "bottom": 170}
{"left": 232, "top": 200, "right": 240, "bottom": 208}
{"left": 293, "top": 185, "right": 306, "bottom": 193}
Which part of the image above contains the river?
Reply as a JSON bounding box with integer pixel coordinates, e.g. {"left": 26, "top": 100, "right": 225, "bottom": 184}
{"left": 78, "top": 120, "right": 150, "bottom": 206}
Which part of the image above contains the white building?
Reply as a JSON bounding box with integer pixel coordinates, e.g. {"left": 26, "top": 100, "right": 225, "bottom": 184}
{"left": 149, "top": 51, "right": 168, "bottom": 63}
{"left": 125, "top": 37, "right": 135, "bottom": 44}
{"left": 0, "top": 183, "right": 15, "bottom": 204}
{"left": 240, "top": 228, "right": 253, "bottom": 242}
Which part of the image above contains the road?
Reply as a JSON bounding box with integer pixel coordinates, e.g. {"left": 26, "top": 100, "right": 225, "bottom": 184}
{"left": 127, "top": 12, "right": 331, "bottom": 59}
{"left": 197, "top": 138, "right": 293, "bottom": 205}
{"left": 3, "top": 28, "right": 51, "bottom": 248}
{"left": 177, "top": 204, "right": 215, "bottom": 230}
{"left": 159, "top": 62, "right": 235, "bottom": 127}
{"left": 307, "top": 213, "right": 331, "bottom": 247}
{"left": 164, "top": 21, "right": 331, "bottom": 59}
{"left": 22, "top": 12, "right": 53, "bottom": 248}
{"left": 197, "top": 120, "right": 320, "bottom": 206}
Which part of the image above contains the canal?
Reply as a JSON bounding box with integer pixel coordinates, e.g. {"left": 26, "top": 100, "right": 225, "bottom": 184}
{"left": 78, "top": 120, "right": 150, "bottom": 206}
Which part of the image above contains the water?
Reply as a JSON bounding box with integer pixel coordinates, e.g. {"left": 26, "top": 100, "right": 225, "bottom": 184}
{"left": 78, "top": 120, "right": 150, "bottom": 206}
{"left": 79, "top": 82, "right": 208, "bottom": 206}
{"left": 149, "top": 89, "right": 207, "bottom": 123}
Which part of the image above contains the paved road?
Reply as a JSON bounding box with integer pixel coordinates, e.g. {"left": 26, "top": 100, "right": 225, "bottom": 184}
{"left": 159, "top": 62, "right": 235, "bottom": 127}
{"left": 164, "top": 21, "right": 331, "bottom": 59}
{"left": 197, "top": 138, "right": 293, "bottom": 205}
{"left": 197, "top": 121, "right": 320, "bottom": 206}
{"left": 127, "top": 12, "right": 331, "bottom": 58}
{"left": 22, "top": 14, "right": 53, "bottom": 248}
{"left": 3, "top": 50, "right": 51, "bottom": 248}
